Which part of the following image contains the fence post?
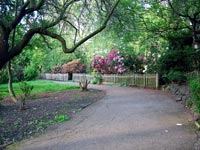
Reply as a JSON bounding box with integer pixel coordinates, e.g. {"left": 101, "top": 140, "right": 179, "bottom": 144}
{"left": 156, "top": 73, "right": 159, "bottom": 89}
{"left": 134, "top": 73, "right": 136, "bottom": 86}
{"left": 144, "top": 74, "right": 146, "bottom": 87}
{"left": 114, "top": 74, "right": 116, "bottom": 84}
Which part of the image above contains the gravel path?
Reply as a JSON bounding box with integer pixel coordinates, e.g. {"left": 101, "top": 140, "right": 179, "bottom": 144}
{"left": 8, "top": 84, "right": 196, "bottom": 150}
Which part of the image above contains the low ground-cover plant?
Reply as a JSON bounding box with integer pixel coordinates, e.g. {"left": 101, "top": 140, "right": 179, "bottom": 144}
{"left": 190, "top": 77, "right": 200, "bottom": 113}
{"left": 54, "top": 114, "right": 69, "bottom": 123}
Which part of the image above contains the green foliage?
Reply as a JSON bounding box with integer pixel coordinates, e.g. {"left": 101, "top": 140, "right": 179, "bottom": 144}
{"left": 158, "top": 46, "right": 195, "bottom": 84}
{"left": 91, "top": 72, "right": 103, "bottom": 84}
{"left": 19, "top": 81, "right": 34, "bottom": 98}
{"left": 158, "top": 46, "right": 194, "bottom": 73}
{"left": 54, "top": 114, "right": 69, "bottom": 123}
{"left": 0, "top": 120, "right": 4, "bottom": 126}
{"left": 0, "top": 69, "right": 8, "bottom": 84}
{"left": 19, "top": 81, "right": 34, "bottom": 110}
{"left": 166, "top": 71, "right": 187, "bottom": 84}
{"left": 38, "top": 120, "right": 54, "bottom": 127}
{"left": 23, "top": 66, "right": 39, "bottom": 81}
{"left": 190, "top": 78, "right": 200, "bottom": 113}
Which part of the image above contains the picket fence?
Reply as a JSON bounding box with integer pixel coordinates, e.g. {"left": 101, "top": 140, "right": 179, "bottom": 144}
{"left": 40, "top": 73, "right": 159, "bottom": 89}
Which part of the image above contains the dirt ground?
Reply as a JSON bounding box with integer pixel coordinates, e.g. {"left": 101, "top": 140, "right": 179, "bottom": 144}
{"left": 0, "top": 89, "right": 105, "bottom": 149}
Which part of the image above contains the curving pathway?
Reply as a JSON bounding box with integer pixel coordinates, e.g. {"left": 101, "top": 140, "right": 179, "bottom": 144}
{"left": 9, "top": 84, "right": 196, "bottom": 150}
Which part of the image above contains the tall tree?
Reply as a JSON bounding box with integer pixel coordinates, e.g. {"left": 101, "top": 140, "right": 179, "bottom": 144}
{"left": 167, "top": 0, "right": 200, "bottom": 50}
{"left": 0, "top": 0, "right": 120, "bottom": 70}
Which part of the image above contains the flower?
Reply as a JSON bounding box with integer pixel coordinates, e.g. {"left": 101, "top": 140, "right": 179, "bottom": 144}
{"left": 91, "top": 50, "right": 126, "bottom": 74}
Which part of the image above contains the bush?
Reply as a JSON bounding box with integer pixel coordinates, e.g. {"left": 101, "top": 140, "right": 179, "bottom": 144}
{"left": 91, "top": 50, "right": 126, "bottom": 74}
{"left": 91, "top": 72, "right": 103, "bottom": 85}
{"left": 61, "top": 59, "right": 87, "bottom": 73}
{"left": 19, "top": 81, "right": 34, "bottom": 110}
{"left": 0, "top": 69, "right": 8, "bottom": 84}
{"left": 167, "top": 71, "right": 187, "bottom": 84}
{"left": 23, "top": 65, "right": 39, "bottom": 81}
{"left": 158, "top": 46, "right": 195, "bottom": 84}
{"left": 190, "top": 78, "right": 200, "bottom": 113}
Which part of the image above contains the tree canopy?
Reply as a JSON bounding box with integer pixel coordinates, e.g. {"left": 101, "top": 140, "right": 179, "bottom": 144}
{"left": 0, "top": 0, "right": 199, "bottom": 81}
{"left": 0, "top": 0, "right": 120, "bottom": 70}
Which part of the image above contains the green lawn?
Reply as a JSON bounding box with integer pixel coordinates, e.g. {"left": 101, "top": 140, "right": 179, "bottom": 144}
{"left": 0, "top": 80, "right": 79, "bottom": 98}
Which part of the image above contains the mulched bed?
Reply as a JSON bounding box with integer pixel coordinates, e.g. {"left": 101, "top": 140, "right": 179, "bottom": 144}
{"left": 0, "top": 89, "right": 105, "bottom": 149}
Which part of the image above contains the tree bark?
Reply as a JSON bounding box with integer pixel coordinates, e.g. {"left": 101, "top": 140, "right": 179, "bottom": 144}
{"left": 7, "top": 61, "right": 18, "bottom": 103}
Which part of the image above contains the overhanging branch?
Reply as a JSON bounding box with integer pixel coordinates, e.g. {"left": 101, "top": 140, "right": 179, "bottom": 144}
{"left": 67, "top": 0, "right": 120, "bottom": 53}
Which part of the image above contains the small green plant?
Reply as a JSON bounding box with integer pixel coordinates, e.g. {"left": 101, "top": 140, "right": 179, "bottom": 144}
{"left": 190, "top": 78, "right": 200, "bottom": 113}
{"left": 54, "top": 114, "right": 69, "bottom": 123}
{"left": 185, "top": 99, "right": 193, "bottom": 108}
{"left": 19, "top": 81, "right": 34, "bottom": 111}
{"left": 91, "top": 72, "right": 103, "bottom": 85}
{"left": 38, "top": 120, "right": 54, "bottom": 126}
{"left": 0, "top": 120, "right": 4, "bottom": 126}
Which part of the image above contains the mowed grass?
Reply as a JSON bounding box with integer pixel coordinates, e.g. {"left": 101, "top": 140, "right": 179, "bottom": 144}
{"left": 0, "top": 80, "right": 79, "bottom": 98}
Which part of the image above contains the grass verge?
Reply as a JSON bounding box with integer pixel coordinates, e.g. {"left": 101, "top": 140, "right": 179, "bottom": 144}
{"left": 0, "top": 80, "right": 79, "bottom": 98}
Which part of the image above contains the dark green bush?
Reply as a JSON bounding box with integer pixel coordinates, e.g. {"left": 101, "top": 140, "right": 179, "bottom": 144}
{"left": 167, "top": 71, "right": 187, "bottom": 84}
{"left": 0, "top": 69, "right": 8, "bottom": 84}
{"left": 190, "top": 78, "right": 200, "bottom": 113}
{"left": 158, "top": 46, "right": 196, "bottom": 84}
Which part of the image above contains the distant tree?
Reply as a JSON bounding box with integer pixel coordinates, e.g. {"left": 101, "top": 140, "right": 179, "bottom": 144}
{"left": 0, "top": 0, "right": 120, "bottom": 70}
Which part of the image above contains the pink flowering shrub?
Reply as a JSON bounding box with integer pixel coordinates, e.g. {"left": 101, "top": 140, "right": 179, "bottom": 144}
{"left": 91, "top": 50, "right": 126, "bottom": 74}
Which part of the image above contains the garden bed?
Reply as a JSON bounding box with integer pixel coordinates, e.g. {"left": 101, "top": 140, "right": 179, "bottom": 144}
{"left": 0, "top": 89, "right": 105, "bottom": 149}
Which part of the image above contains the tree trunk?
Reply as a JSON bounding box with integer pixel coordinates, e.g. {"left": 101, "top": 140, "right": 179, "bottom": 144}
{"left": 79, "top": 79, "right": 90, "bottom": 91}
{"left": 7, "top": 61, "right": 18, "bottom": 103}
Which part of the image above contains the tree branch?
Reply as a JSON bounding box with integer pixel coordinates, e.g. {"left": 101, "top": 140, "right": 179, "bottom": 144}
{"left": 68, "top": 0, "right": 121, "bottom": 53}
{"left": 167, "top": 0, "right": 191, "bottom": 19}
{"left": 37, "top": 30, "right": 70, "bottom": 52}
{"left": 10, "top": 0, "right": 44, "bottom": 31}
{"left": 42, "top": 0, "right": 76, "bottom": 30}
{"left": 1, "top": 0, "right": 120, "bottom": 70}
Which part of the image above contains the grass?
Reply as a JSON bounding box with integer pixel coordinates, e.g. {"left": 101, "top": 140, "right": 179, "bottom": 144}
{"left": 0, "top": 80, "right": 79, "bottom": 98}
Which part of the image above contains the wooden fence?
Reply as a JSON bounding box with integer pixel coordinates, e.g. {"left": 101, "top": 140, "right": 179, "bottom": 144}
{"left": 40, "top": 73, "right": 159, "bottom": 89}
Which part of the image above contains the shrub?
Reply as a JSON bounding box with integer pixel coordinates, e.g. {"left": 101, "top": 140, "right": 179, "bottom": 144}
{"left": 23, "top": 65, "right": 39, "bottom": 81}
{"left": 91, "top": 50, "right": 126, "bottom": 74}
{"left": 167, "top": 71, "right": 187, "bottom": 84}
{"left": 190, "top": 78, "right": 200, "bottom": 113}
{"left": 19, "top": 81, "right": 34, "bottom": 110}
{"left": 61, "top": 59, "right": 87, "bottom": 73}
{"left": 0, "top": 69, "right": 8, "bottom": 84}
{"left": 91, "top": 72, "right": 103, "bottom": 84}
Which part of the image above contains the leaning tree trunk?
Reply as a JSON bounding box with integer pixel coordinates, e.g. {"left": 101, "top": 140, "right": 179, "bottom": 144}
{"left": 6, "top": 0, "right": 18, "bottom": 103}
{"left": 7, "top": 61, "right": 18, "bottom": 103}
